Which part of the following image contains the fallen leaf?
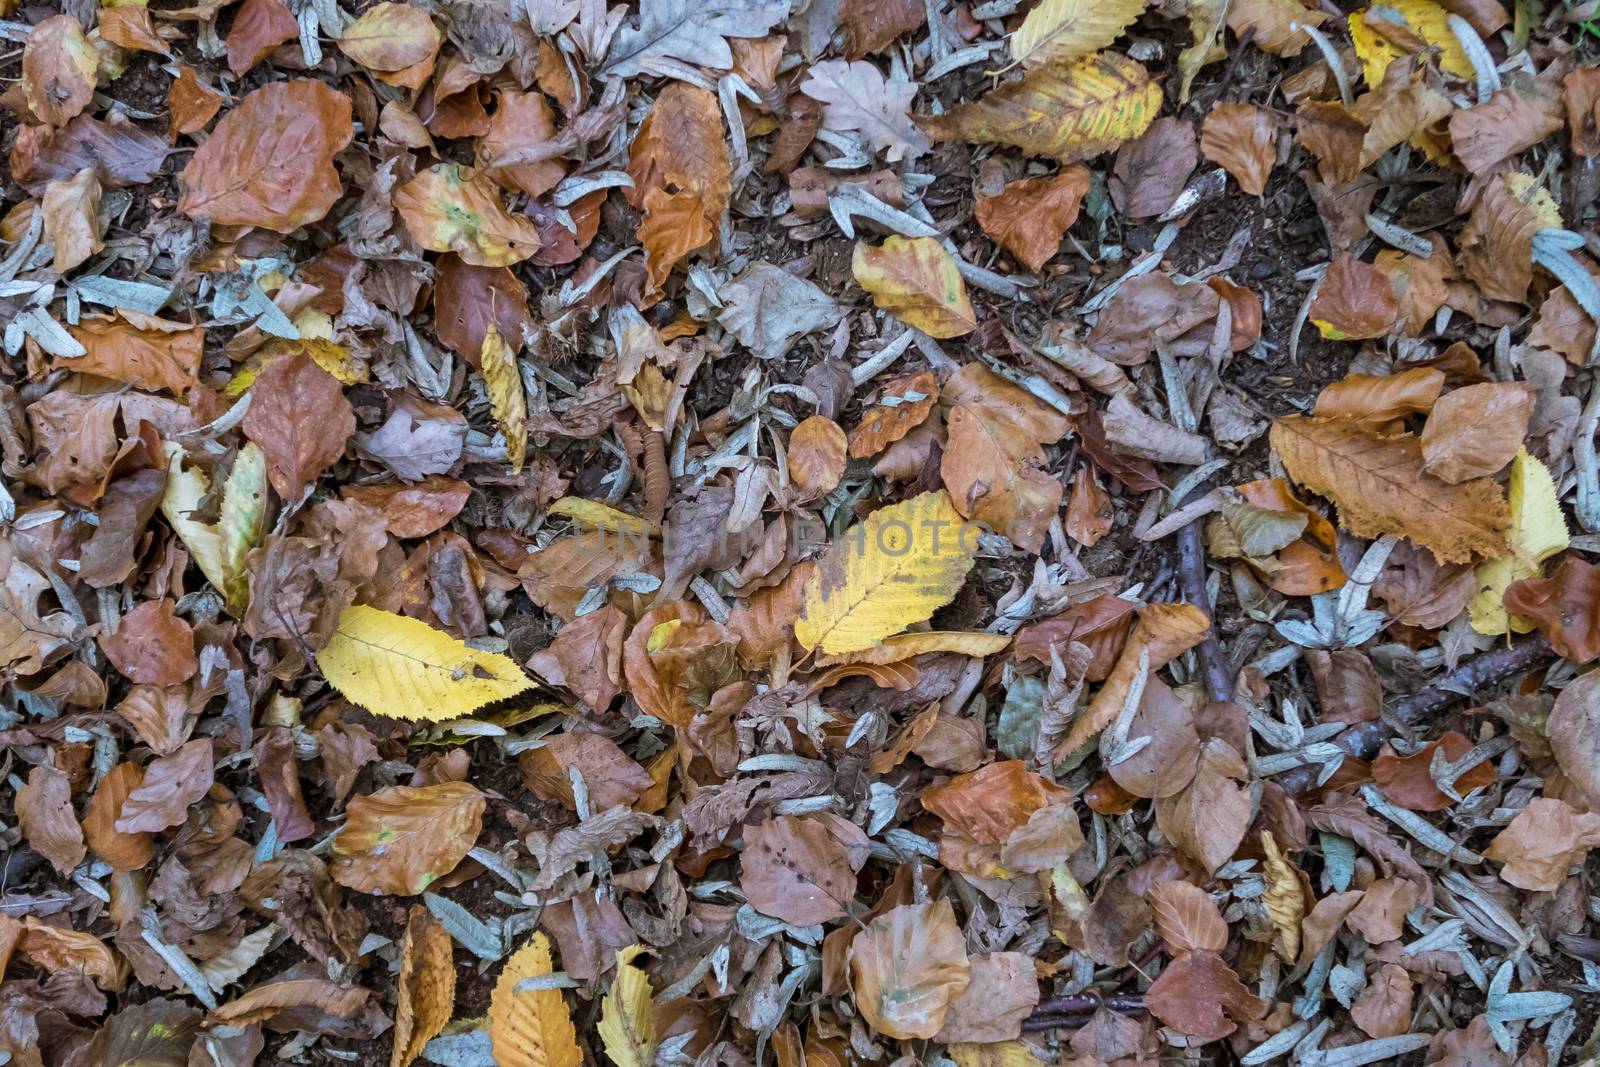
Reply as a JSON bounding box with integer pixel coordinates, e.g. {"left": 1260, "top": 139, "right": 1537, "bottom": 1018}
{"left": 934, "top": 952, "right": 1040, "bottom": 1044}
{"left": 432, "top": 255, "right": 534, "bottom": 365}
{"left": 1420, "top": 382, "right": 1533, "bottom": 483}
{"left": 1271, "top": 415, "right": 1510, "bottom": 563}
{"left": 839, "top": 0, "right": 925, "bottom": 57}
{"left": 1110, "top": 116, "right": 1197, "bottom": 218}
{"left": 601, "top": 0, "right": 790, "bottom": 79}
{"left": 519, "top": 731, "right": 654, "bottom": 812}
{"left": 852, "top": 237, "right": 976, "bottom": 338}
{"left": 168, "top": 66, "right": 223, "bottom": 140}
{"left": 179, "top": 80, "right": 354, "bottom": 231}
{"left": 1351, "top": 963, "right": 1413, "bottom": 1038}
{"left": 1008, "top": 0, "right": 1150, "bottom": 67}
{"left": 336, "top": 3, "right": 443, "bottom": 73}
{"left": 849, "top": 900, "right": 970, "bottom": 1039}
{"left": 1348, "top": 0, "right": 1473, "bottom": 87}
{"left": 81, "top": 761, "right": 154, "bottom": 870}
{"left": 241, "top": 353, "right": 356, "bottom": 501}
{"left": 489, "top": 933, "right": 582, "bottom": 1067}
{"left": 17, "top": 764, "right": 85, "bottom": 875}
{"left": 1484, "top": 796, "right": 1600, "bottom": 891}
{"left": 741, "top": 814, "right": 870, "bottom": 926}
{"left": 332, "top": 781, "right": 485, "bottom": 895}
{"left": 341, "top": 477, "right": 471, "bottom": 539}
{"left": 1259, "top": 831, "right": 1306, "bottom": 960}
{"left": 42, "top": 166, "right": 101, "bottom": 274}
{"left": 227, "top": 0, "right": 299, "bottom": 77}
{"left": 525, "top": 605, "right": 627, "bottom": 713}
{"left": 17, "top": 918, "right": 128, "bottom": 990}
{"left": 22, "top": 15, "right": 97, "bottom": 127}
{"left": 1313, "top": 367, "right": 1445, "bottom": 426}
{"left": 598, "top": 945, "right": 656, "bottom": 1067}
{"left": 99, "top": 599, "right": 197, "bottom": 687}
{"left": 849, "top": 370, "right": 939, "bottom": 458}
{"left": 941, "top": 403, "right": 1062, "bottom": 553}
{"left": 65, "top": 312, "right": 203, "bottom": 395}
{"left": 391, "top": 906, "right": 455, "bottom": 1067}
{"left": 800, "top": 60, "right": 929, "bottom": 161}
{"left": 115, "top": 738, "right": 214, "bottom": 834}
{"left": 1065, "top": 466, "right": 1113, "bottom": 546}
{"left": 480, "top": 322, "right": 527, "bottom": 473}
{"left": 1449, "top": 88, "right": 1563, "bottom": 174}
{"left": 1200, "top": 102, "right": 1276, "bottom": 196}
{"left": 1310, "top": 254, "right": 1401, "bottom": 340}
{"left": 1504, "top": 557, "right": 1600, "bottom": 664}
{"left": 794, "top": 490, "right": 978, "bottom": 654}
{"left": 1143, "top": 950, "right": 1265, "bottom": 1040}
{"left": 1345, "top": 878, "right": 1419, "bottom": 944}
{"left": 1228, "top": 0, "right": 1327, "bottom": 54}
{"left": 974, "top": 165, "right": 1091, "bottom": 272}
{"left": 1468, "top": 447, "right": 1568, "bottom": 635}
{"left": 788, "top": 415, "right": 849, "bottom": 499}
{"left": 1563, "top": 67, "right": 1600, "bottom": 157}
{"left": 1457, "top": 178, "right": 1538, "bottom": 304}
{"left": 1153, "top": 739, "right": 1252, "bottom": 875}
{"left": 395, "top": 163, "right": 541, "bottom": 266}
{"left": 1059, "top": 602, "right": 1211, "bottom": 754}
{"left": 920, "top": 52, "right": 1161, "bottom": 162}
{"left": 1371, "top": 730, "right": 1496, "bottom": 811}
{"left": 1148, "top": 880, "right": 1227, "bottom": 954}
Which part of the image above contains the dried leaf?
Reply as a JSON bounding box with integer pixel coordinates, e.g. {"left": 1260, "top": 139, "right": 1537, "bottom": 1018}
{"left": 115, "top": 738, "right": 214, "bottom": 835}
{"left": 226, "top": 0, "right": 299, "bottom": 77}
{"left": 1484, "top": 796, "right": 1600, "bottom": 891}
{"left": 1228, "top": 0, "right": 1327, "bottom": 55}
{"left": 1310, "top": 254, "right": 1401, "bottom": 340}
{"left": 941, "top": 403, "right": 1062, "bottom": 553}
{"left": 788, "top": 415, "right": 849, "bottom": 499}
{"left": 42, "top": 166, "right": 102, "bottom": 274}
{"left": 433, "top": 255, "right": 534, "bottom": 366}
{"left": 1351, "top": 963, "right": 1413, "bottom": 1038}
{"left": 241, "top": 353, "right": 355, "bottom": 501}
{"left": 849, "top": 371, "right": 939, "bottom": 458}
{"left": 921, "top": 52, "right": 1160, "bottom": 162}
{"left": 849, "top": 900, "right": 970, "bottom": 1039}
{"left": 179, "top": 80, "right": 354, "bottom": 231}
{"left": 801, "top": 60, "right": 929, "bottom": 161}
{"left": 1457, "top": 178, "right": 1537, "bottom": 304}
{"left": 1143, "top": 950, "right": 1265, "bottom": 1040}
{"left": 1271, "top": 415, "right": 1510, "bottom": 563}
{"left": 1059, "top": 602, "right": 1211, "bottom": 754}
{"left": 168, "top": 66, "right": 223, "bottom": 140}
{"left": 99, "top": 599, "right": 197, "bottom": 687}
{"left": 1314, "top": 367, "right": 1445, "bottom": 427}
{"left": 67, "top": 313, "right": 203, "bottom": 396}
{"left": 395, "top": 163, "right": 541, "bottom": 266}
{"left": 974, "top": 166, "right": 1091, "bottom": 272}
{"left": 852, "top": 237, "right": 976, "bottom": 338}
{"left": 489, "top": 933, "right": 582, "bottom": 1067}
{"left": 17, "top": 764, "right": 85, "bottom": 875}
{"left": 598, "top": 945, "right": 656, "bottom": 1067}
{"left": 1259, "top": 831, "right": 1306, "bottom": 960}
{"left": 336, "top": 3, "right": 443, "bottom": 73}
{"left": 741, "top": 814, "right": 870, "bottom": 926}
{"left": 391, "top": 906, "right": 455, "bottom": 1067}
{"left": 1153, "top": 739, "right": 1252, "bottom": 875}
{"left": 1200, "top": 102, "right": 1276, "bottom": 196}
{"left": 1420, "top": 382, "right": 1533, "bottom": 484}
{"left": 934, "top": 953, "right": 1040, "bottom": 1044}
{"left": 82, "top": 761, "right": 154, "bottom": 870}
{"left": 1371, "top": 730, "right": 1496, "bottom": 811}
{"left": 1008, "top": 0, "right": 1150, "bottom": 67}
{"left": 1110, "top": 116, "right": 1197, "bottom": 218}
{"left": 1148, "top": 880, "right": 1227, "bottom": 954}
{"left": 480, "top": 322, "right": 527, "bottom": 473}
{"left": 332, "top": 781, "right": 485, "bottom": 895}
{"left": 1449, "top": 88, "right": 1563, "bottom": 174}
{"left": 23, "top": 16, "right": 97, "bottom": 127}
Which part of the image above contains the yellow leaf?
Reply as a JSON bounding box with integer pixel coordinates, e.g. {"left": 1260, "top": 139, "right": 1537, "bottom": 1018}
{"left": 1504, "top": 171, "right": 1563, "bottom": 230}
{"left": 1008, "top": 0, "right": 1149, "bottom": 67}
{"left": 852, "top": 237, "right": 976, "bottom": 339}
{"left": 1270, "top": 415, "right": 1509, "bottom": 564}
{"left": 1348, "top": 0, "right": 1472, "bottom": 89}
{"left": 1259, "top": 830, "right": 1306, "bottom": 962}
{"left": 160, "top": 442, "right": 265, "bottom": 616}
{"left": 795, "top": 491, "right": 979, "bottom": 655}
{"left": 816, "top": 631, "right": 1011, "bottom": 666}
{"left": 481, "top": 321, "right": 527, "bottom": 474}
{"left": 919, "top": 51, "right": 1160, "bottom": 163}
{"left": 598, "top": 945, "right": 656, "bottom": 1067}
{"left": 490, "top": 933, "right": 582, "bottom": 1067}
{"left": 548, "top": 497, "right": 660, "bottom": 539}
{"left": 392, "top": 906, "right": 456, "bottom": 1067}
{"left": 317, "top": 605, "right": 536, "bottom": 721}
{"left": 1470, "top": 448, "right": 1569, "bottom": 634}
{"left": 950, "top": 1043, "right": 1049, "bottom": 1067}
{"left": 336, "top": 2, "right": 442, "bottom": 73}
{"left": 395, "top": 163, "right": 541, "bottom": 267}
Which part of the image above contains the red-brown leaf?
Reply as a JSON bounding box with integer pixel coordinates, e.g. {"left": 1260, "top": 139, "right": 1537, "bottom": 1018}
{"left": 242, "top": 353, "right": 356, "bottom": 501}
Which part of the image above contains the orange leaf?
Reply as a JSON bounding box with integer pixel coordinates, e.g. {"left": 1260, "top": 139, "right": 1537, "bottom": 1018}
{"left": 848, "top": 371, "right": 938, "bottom": 458}
{"left": 788, "top": 415, "right": 848, "bottom": 499}
{"left": 974, "top": 165, "right": 1090, "bottom": 272}
{"left": 1371, "top": 730, "right": 1496, "bottom": 811}
{"left": 394, "top": 163, "right": 541, "bottom": 267}
{"left": 1313, "top": 367, "right": 1444, "bottom": 426}
{"left": 1148, "top": 880, "right": 1228, "bottom": 954}
{"left": 1504, "top": 556, "right": 1600, "bottom": 663}
{"left": 1200, "top": 102, "right": 1277, "bottom": 196}
{"left": 226, "top": 0, "right": 298, "bottom": 77}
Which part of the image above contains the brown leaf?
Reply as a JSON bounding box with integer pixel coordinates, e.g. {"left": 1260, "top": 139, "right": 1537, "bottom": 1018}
{"left": 1271, "top": 415, "right": 1510, "bottom": 564}
{"left": 519, "top": 732, "right": 653, "bottom": 812}
{"left": 849, "top": 371, "right": 939, "bottom": 458}
{"left": 179, "top": 80, "right": 354, "bottom": 231}
{"left": 100, "top": 599, "right": 197, "bottom": 686}
{"left": 974, "top": 165, "right": 1090, "bottom": 272}
{"left": 923, "top": 760, "right": 1072, "bottom": 848}
{"left": 115, "top": 738, "right": 214, "bottom": 835}
{"left": 1354, "top": 79, "right": 1453, "bottom": 169}
{"left": 99, "top": 6, "right": 169, "bottom": 56}
{"left": 741, "top": 814, "right": 870, "bottom": 926}
{"left": 1310, "top": 254, "right": 1401, "bottom": 340}
{"left": 1153, "top": 739, "right": 1252, "bottom": 874}
{"left": 1371, "top": 730, "right": 1497, "bottom": 811}
{"left": 1110, "top": 116, "right": 1197, "bottom": 218}
{"left": 941, "top": 403, "right": 1062, "bottom": 553}
{"left": 392, "top": 906, "right": 455, "bottom": 1067}
{"left": 432, "top": 255, "right": 534, "bottom": 366}
{"left": 1458, "top": 179, "right": 1537, "bottom": 304}
{"left": 1143, "top": 950, "right": 1265, "bottom": 1040}
{"left": 788, "top": 415, "right": 848, "bottom": 499}
{"left": 1064, "top": 466, "right": 1112, "bottom": 547}
{"left": 64, "top": 313, "right": 203, "bottom": 395}
{"left": 22, "top": 16, "right": 96, "bottom": 127}
{"left": 1295, "top": 100, "right": 1367, "bottom": 183}
{"left": 1297, "top": 888, "right": 1365, "bottom": 968}
{"left": 1148, "top": 880, "right": 1228, "bottom": 954}
{"left": 1060, "top": 602, "right": 1211, "bottom": 755}
{"left": 17, "top": 918, "right": 128, "bottom": 990}
{"left": 212, "top": 977, "right": 373, "bottom": 1027}
{"left": 839, "top": 0, "right": 925, "bottom": 56}
{"left": 1351, "top": 963, "right": 1413, "bottom": 1038}
{"left": 1546, "top": 669, "right": 1600, "bottom": 803}
{"left": 525, "top": 605, "right": 626, "bottom": 713}
{"left": 1228, "top": 0, "right": 1327, "bottom": 54}
{"left": 1200, "top": 102, "right": 1276, "bottom": 196}
{"left": 1449, "top": 88, "right": 1562, "bottom": 174}
{"left": 1485, "top": 795, "right": 1600, "bottom": 891}
{"left": 1504, "top": 557, "right": 1600, "bottom": 664}
{"left": 1306, "top": 649, "right": 1381, "bottom": 724}
{"left": 341, "top": 477, "right": 471, "bottom": 539}
{"left": 480, "top": 90, "right": 567, "bottom": 199}
{"left": 852, "top": 236, "right": 977, "bottom": 338}
{"left": 1563, "top": 67, "right": 1600, "bottom": 157}
{"left": 934, "top": 952, "right": 1039, "bottom": 1044}
{"left": 1106, "top": 677, "right": 1200, "bottom": 799}
{"left": 168, "top": 66, "right": 223, "bottom": 141}
{"left": 849, "top": 900, "right": 970, "bottom": 1039}
{"left": 1419, "top": 382, "right": 1533, "bottom": 483}
{"left": 1087, "top": 272, "right": 1220, "bottom": 365}
{"left": 332, "top": 782, "right": 485, "bottom": 896}
{"left": 17, "top": 764, "right": 85, "bottom": 875}
{"left": 1014, "top": 593, "right": 1136, "bottom": 680}
{"left": 1346, "top": 878, "right": 1419, "bottom": 945}
{"left": 42, "top": 166, "right": 101, "bottom": 274}
{"left": 1373, "top": 538, "right": 1478, "bottom": 628}
{"left": 242, "top": 353, "right": 356, "bottom": 501}
{"left": 1313, "top": 367, "right": 1444, "bottom": 426}
{"left": 226, "top": 0, "right": 299, "bottom": 77}
{"left": 82, "top": 761, "right": 154, "bottom": 870}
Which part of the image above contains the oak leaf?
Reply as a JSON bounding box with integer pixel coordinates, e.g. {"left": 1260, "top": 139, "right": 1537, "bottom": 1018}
{"left": 852, "top": 237, "right": 976, "bottom": 338}
{"left": 1271, "top": 415, "right": 1509, "bottom": 563}
{"left": 179, "top": 80, "right": 354, "bottom": 231}
{"left": 801, "top": 60, "right": 929, "bottom": 161}
{"left": 333, "top": 782, "right": 485, "bottom": 895}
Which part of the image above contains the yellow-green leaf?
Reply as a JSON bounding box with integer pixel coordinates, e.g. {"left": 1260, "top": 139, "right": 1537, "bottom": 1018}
{"left": 394, "top": 163, "right": 541, "bottom": 267}
{"left": 218, "top": 442, "right": 268, "bottom": 615}
{"left": 1469, "top": 448, "right": 1569, "bottom": 635}
{"left": 317, "top": 605, "right": 536, "bottom": 721}
{"left": 481, "top": 321, "right": 527, "bottom": 473}
{"left": 816, "top": 631, "right": 1011, "bottom": 666}
{"left": 548, "top": 496, "right": 659, "bottom": 539}
{"left": 795, "top": 491, "right": 979, "bottom": 655}
{"left": 490, "top": 933, "right": 582, "bottom": 1067}
{"left": 852, "top": 237, "right": 976, "bottom": 339}
{"left": 598, "top": 945, "right": 656, "bottom": 1067}
{"left": 919, "top": 51, "right": 1160, "bottom": 163}
{"left": 1009, "top": 0, "right": 1149, "bottom": 68}
{"left": 336, "top": 2, "right": 442, "bottom": 72}
{"left": 1348, "top": 0, "right": 1472, "bottom": 89}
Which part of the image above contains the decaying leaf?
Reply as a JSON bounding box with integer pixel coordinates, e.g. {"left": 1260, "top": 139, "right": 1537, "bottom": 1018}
{"left": 849, "top": 900, "right": 971, "bottom": 1039}
{"left": 391, "top": 906, "right": 455, "bottom": 1067}
{"left": 395, "top": 163, "right": 541, "bottom": 266}
{"left": 332, "top": 781, "right": 485, "bottom": 895}
{"left": 852, "top": 237, "right": 976, "bottom": 338}
{"left": 1008, "top": 0, "right": 1150, "bottom": 68}
{"left": 598, "top": 945, "right": 657, "bottom": 1067}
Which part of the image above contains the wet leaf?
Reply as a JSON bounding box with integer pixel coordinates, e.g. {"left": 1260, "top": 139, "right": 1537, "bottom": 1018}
{"left": 849, "top": 900, "right": 970, "bottom": 1039}
{"left": 332, "top": 781, "right": 485, "bottom": 895}
{"left": 852, "top": 237, "right": 976, "bottom": 338}
{"left": 179, "top": 80, "right": 354, "bottom": 230}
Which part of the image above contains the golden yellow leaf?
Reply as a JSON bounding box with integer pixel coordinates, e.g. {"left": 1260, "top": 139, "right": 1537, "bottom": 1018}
{"left": 1008, "top": 0, "right": 1149, "bottom": 67}
{"left": 336, "top": 2, "right": 442, "bottom": 73}
{"left": 1271, "top": 415, "right": 1509, "bottom": 564}
{"left": 547, "top": 496, "right": 660, "bottom": 539}
{"left": 481, "top": 321, "right": 527, "bottom": 473}
{"left": 1470, "top": 448, "right": 1569, "bottom": 634}
{"left": 598, "top": 945, "right": 656, "bottom": 1067}
{"left": 852, "top": 237, "right": 976, "bottom": 339}
{"left": 490, "top": 933, "right": 582, "bottom": 1067}
{"left": 795, "top": 491, "right": 979, "bottom": 655}
{"left": 392, "top": 906, "right": 456, "bottom": 1067}
{"left": 816, "top": 631, "right": 1011, "bottom": 666}
{"left": 395, "top": 163, "right": 541, "bottom": 267}
{"left": 1058, "top": 603, "right": 1210, "bottom": 755}
{"left": 949, "top": 1043, "right": 1048, "bottom": 1067}
{"left": 317, "top": 605, "right": 536, "bottom": 721}
{"left": 919, "top": 52, "right": 1160, "bottom": 163}
{"left": 1259, "top": 830, "right": 1306, "bottom": 962}
{"left": 1348, "top": 0, "right": 1472, "bottom": 89}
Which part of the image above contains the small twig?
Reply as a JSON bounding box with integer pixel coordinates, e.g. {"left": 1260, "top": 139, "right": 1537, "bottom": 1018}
{"left": 1279, "top": 638, "right": 1554, "bottom": 794}
{"left": 1033, "top": 992, "right": 1146, "bottom": 1016}
{"left": 1174, "top": 485, "right": 1235, "bottom": 702}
